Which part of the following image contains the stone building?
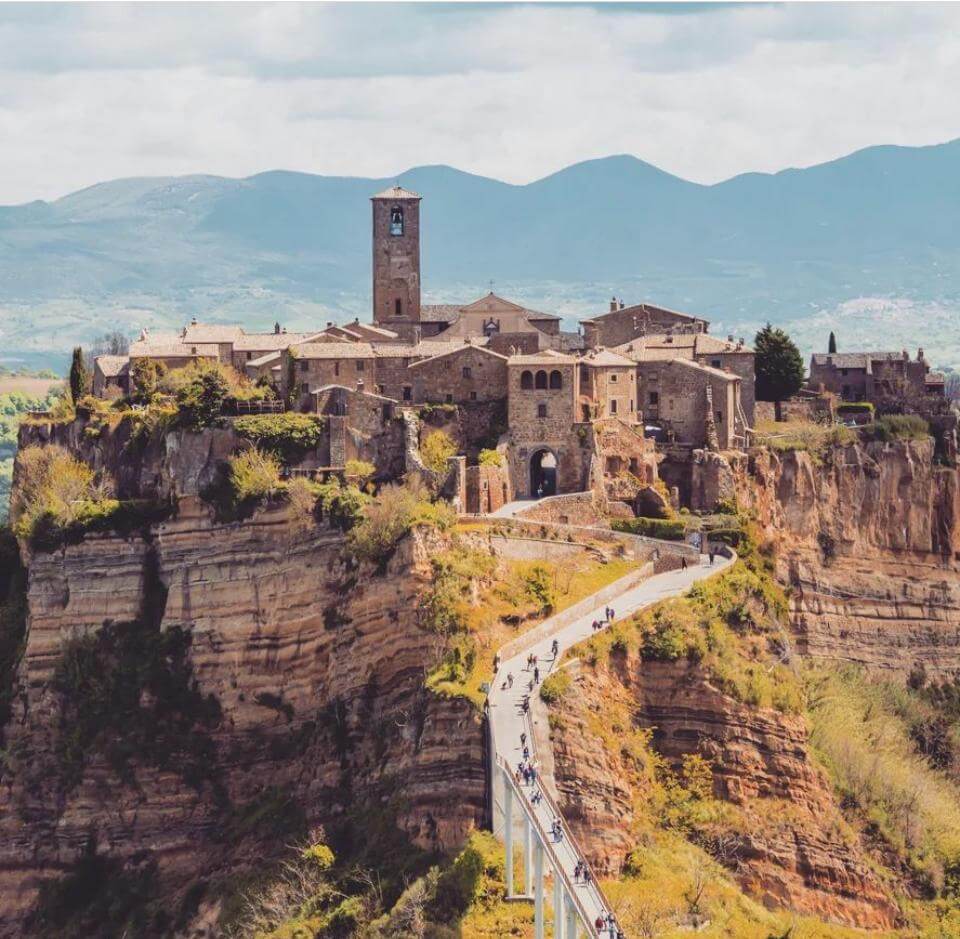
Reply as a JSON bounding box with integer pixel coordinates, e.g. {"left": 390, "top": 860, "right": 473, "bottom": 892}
{"left": 581, "top": 300, "right": 709, "bottom": 349}
{"left": 808, "top": 349, "right": 944, "bottom": 406}
{"left": 284, "top": 342, "right": 377, "bottom": 410}
{"left": 407, "top": 343, "right": 508, "bottom": 405}
{"left": 92, "top": 356, "right": 130, "bottom": 397}
{"left": 636, "top": 359, "right": 745, "bottom": 450}
{"left": 578, "top": 349, "right": 637, "bottom": 422}
{"left": 421, "top": 293, "right": 562, "bottom": 349}
{"left": 616, "top": 332, "right": 756, "bottom": 426}
{"left": 505, "top": 351, "right": 585, "bottom": 498}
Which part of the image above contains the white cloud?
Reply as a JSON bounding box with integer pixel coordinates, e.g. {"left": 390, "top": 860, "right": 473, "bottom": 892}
{"left": 0, "top": 2, "right": 958, "bottom": 203}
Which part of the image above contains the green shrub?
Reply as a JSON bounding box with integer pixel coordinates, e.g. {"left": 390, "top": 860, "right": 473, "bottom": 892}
{"left": 612, "top": 516, "right": 686, "bottom": 541}
{"left": 478, "top": 448, "right": 503, "bottom": 467}
{"left": 706, "top": 527, "right": 741, "bottom": 548}
{"left": 539, "top": 670, "right": 572, "bottom": 704}
{"left": 349, "top": 480, "right": 455, "bottom": 564}
{"left": 344, "top": 458, "right": 376, "bottom": 487}
{"left": 229, "top": 449, "right": 282, "bottom": 503}
{"left": 420, "top": 429, "right": 457, "bottom": 473}
{"left": 234, "top": 413, "right": 324, "bottom": 463}
{"left": 869, "top": 414, "right": 930, "bottom": 442}
{"left": 313, "top": 478, "right": 369, "bottom": 531}
{"left": 174, "top": 362, "right": 231, "bottom": 428}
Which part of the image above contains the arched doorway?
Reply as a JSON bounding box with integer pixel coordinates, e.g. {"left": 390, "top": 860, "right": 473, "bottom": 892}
{"left": 530, "top": 449, "right": 558, "bottom": 498}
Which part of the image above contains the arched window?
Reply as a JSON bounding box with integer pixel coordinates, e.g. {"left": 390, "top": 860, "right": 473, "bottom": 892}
{"left": 549, "top": 369, "right": 563, "bottom": 389}
{"left": 390, "top": 205, "right": 403, "bottom": 236}
{"left": 394, "top": 298, "right": 402, "bottom": 318}
{"left": 520, "top": 370, "right": 533, "bottom": 390}
{"left": 534, "top": 370, "right": 548, "bottom": 389}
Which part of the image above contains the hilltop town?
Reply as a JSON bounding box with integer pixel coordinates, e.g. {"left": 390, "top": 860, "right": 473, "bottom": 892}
{"left": 3, "top": 185, "right": 960, "bottom": 939}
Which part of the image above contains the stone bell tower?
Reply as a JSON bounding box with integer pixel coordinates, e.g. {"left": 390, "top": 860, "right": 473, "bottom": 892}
{"left": 371, "top": 185, "right": 422, "bottom": 330}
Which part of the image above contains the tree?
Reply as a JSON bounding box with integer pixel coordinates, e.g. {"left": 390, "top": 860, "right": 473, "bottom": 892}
{"left": 828, "top": 331, "right": 837, "bottom": 354}
{"left": 754, "top": 324, "right": 804, "bottom": 421}
{"left": 69, "top": 347, "right": 90, "bottom": 404}
{"left": 176, "top": 363, "right": 229, "bottom": 428}
{"left": 91, "top": 330, "right": 130, "bottom": 357}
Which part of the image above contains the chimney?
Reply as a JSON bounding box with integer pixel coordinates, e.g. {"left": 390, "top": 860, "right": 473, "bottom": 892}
{"left": 609, "top": 297, "right": 617, "bottom": 313}
{"left": 326, "top": 321, "right": 333, "bottom": 329}
{"left": 727, "top": 334, "right": 734, "bottom": 343}
{"left": 618, "top": 298, "right": 625, "bottom": 310}
{"left": 274, "top": 321, "right": 281, "bottom": 334}
{"left": 918, "top": 347, "right": 924, "bottom": 361}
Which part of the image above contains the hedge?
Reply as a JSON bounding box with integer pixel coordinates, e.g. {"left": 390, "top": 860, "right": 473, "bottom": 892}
{"left": 611, "top": 516, "right": 686, "bottom": 541}
{"left": 233, "top": 413, "right": 325, "bottom": 463}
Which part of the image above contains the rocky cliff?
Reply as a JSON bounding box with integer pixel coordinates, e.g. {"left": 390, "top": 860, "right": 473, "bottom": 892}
{"left": 739, "top": 439, "right": 960, "bottom": 678}
{"left": 0, "top": 496, "right": 484, "bottom": 935}
{"left": 550, "top": 655, "right": 899, "bottom": 930}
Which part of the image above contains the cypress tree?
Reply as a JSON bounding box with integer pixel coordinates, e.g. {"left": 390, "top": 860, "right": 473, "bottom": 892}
{"left": 754, "top": 324, "right": 805, "bottom": 421}
{"left": 69, "top": 347, "right": 90, "bottom": 404}
{"left": 828, "top": 331, "right": 837, "bottom": 354}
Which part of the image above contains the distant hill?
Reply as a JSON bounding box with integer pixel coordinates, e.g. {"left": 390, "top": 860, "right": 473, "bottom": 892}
{"left": 2, "top": 139, "right": 960, "bottom": 370}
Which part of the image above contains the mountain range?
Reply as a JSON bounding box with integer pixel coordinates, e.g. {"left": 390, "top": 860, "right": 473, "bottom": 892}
{"left": 2, "top": 138, "right": 960, "bottom": 371}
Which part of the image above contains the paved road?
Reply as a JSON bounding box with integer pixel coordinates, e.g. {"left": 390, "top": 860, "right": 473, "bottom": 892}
{"left": 488, "top": 552, "right": 735, "bottom": 936}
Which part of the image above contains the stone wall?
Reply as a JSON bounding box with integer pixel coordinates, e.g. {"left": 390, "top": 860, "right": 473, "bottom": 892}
{"left": 514, "top": 492, "right": 606, "bottom": 527}
{"left": 581, "top": 304, "right": 707, "bottom": 349}
{"left": 465, "top": 463, "right": 511, "bottom": 514}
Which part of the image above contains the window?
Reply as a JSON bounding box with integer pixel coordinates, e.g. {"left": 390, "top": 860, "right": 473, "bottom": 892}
{"left": 535, "top": 370, "right": 548, "bottom": 389}
{"left": 711, "top": 359, "right": 721, "bottom": 369}
{"left": 649, "top": 391, "right": 659, "bottom": 405}
{"left": 300, "top": 382, "right": 308, "bottom": 394}
{"left": 548, "top": 370, "right": 562, "bottom": 389}
{"left": 462, "top": 366, "right": 472, "bottom": 378}
{"left": 610, "top": 374, "right": 618, "bottom": 383}
{"left": 716, "top": 411, "right": 723, "bottom": 423}
{"left": 299, "top": 360, "right": 308, "bottom": 373}
{"left": 630, "top": 400, "right": 634, "bottom": 412}
{"left": 334, "top": 362, "right": 340, "bottom": 377}
{"left": 402, "top": 385, "right": 412, "bottom": 401}
{"left": 356, "top": 360, "right": 364, "bottom": 371}
{"left": 443, "top": 359, "right": 450, "bottom": 370}
{"left": 390, "top": 205, "right": 403, "bottom": 236}
{"left": 394, "top": 298, "right": 402, "bottom": 318}
{"left": 841, "top": 368, "right": 848, "bottom": 377}
{"left": 610, "top": 400, "right": 618, "bottom": 414}
{"left": 377, "top": 384, "right": 384, "bottom": 395}
{"left": 445, "top": 393, "right": 453, "bottom": 404}
{"left": 470, "top": 391, "right": 477, "bottom": 400}
{"left": 520, "top": 370, "right": 533, "bottom": 389}
{"left": 246, "top": 352, "right": 253, "bottom": 361}
{"left": 537, "top": 403, "right": 548, "bottom": 418}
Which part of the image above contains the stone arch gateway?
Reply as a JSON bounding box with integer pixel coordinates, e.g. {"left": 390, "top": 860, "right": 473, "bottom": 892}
{"left": 530, "top": 448, "right": 558, "bottom": 497}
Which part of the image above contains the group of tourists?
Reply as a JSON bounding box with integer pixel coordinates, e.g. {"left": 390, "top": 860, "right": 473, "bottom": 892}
{"left": 594, "top": 912, "right": 625, "bottom": 939}
{"left": 516, "top": 759, "right": 538, "bottom": 787}
{"left": 591, "top": 605, "right": 615, "bottom": 632}
{"left": 573, "top": 859, "right": 592, "bottom": 885}
{"left": 549, "top": 817, "right": 564, "bottom": 842}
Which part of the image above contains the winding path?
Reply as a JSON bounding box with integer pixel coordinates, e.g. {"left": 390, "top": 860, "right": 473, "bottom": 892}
{"left": 488, "top": 549, "right": 735, "bottom": 937}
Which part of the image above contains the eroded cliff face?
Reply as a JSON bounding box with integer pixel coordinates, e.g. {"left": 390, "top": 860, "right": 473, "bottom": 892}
{"left": 739, "top": 440, "right": 960, "bottom": 677}
{"left": 0, "top": 497, "right": 484, "bottom": 934}
{"left": 550, "top": 657, "right": 899, "bottom": 931}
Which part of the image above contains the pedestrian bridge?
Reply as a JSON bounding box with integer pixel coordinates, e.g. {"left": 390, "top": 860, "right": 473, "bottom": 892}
{"left": 487, "top": 549, "right": 736, "bottom": 937}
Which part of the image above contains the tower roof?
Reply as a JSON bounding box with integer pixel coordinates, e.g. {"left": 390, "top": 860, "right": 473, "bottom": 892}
{"left": 371, "top": 184, "right": 421, "bottom": 200}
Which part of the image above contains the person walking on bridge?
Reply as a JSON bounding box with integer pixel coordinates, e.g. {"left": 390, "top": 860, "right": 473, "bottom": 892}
{"left": 551, "top": 638, "right": 559, "bottom": 657}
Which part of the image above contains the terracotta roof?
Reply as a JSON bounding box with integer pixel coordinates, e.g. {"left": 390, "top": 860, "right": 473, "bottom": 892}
{"left": 95, "top": 355, "right": 129, "bottom": 377}
{"left": 508, "top": 350, "right": 577, "bottom": 366}
{"left": 129, "top": 339, "right": 220, "bottom": 358}
{"left": 420, "top": 304, "right": 463, "bottom": 323}
{"left": 247, "top": 351, "right": 282, "bottom": 367}
{"left": 181, "top": 323, "right": 245, "bottom": 342}
{"left": 408, "top": 344, "right": 507, "bottom": 369}
{"left": 371, "top": 339, "right": 483, "bottom": 359}
{"left": 582, "top": 301, "right": 708, "bottom": 325}
{"left": 810, "top": 351, "right": 909, "bottom": 374}
{"left": 581, "top": 349, "right": 635, "bottom": 367}
{"left": 295, "top": 342, "right": 375, "bottom": 359}
{"left": 371, "top": 185, "right": 421, "bottom": 200}
{"left": 233, "top": 332, "right": 319, "bottom": 351}
{"left": 664, "top": 358, "right": 740, "bottom": 382}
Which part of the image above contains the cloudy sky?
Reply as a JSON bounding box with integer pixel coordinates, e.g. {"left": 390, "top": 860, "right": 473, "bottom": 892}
{"left": 1, "top": 1, "right": 959, "bottom": 204}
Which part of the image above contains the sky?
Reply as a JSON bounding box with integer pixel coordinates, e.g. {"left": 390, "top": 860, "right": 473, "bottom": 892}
{"left": 1, "top": 1, "right": 959, "bottom": 204}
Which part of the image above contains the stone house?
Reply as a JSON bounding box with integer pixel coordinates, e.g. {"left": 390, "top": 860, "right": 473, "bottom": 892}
{"left": 407, "top": 344, "right": 508, "bottom": 405}
{"left": 578, "top": 349, "right": 638, "bottom": 422}
{"left": 229, "top": 331, "right": 319, "bottom": 373}
{"left": 421, "top": 292, "right": 562, "bottom": 348}
{"left": 92, "top": 356, "right": 130, "bottom": 397}
{"left": 127, "top": 336, "right": 221, "bottom": 372}
{"left": 808, "top": 349, "right": 944, "bottom": 406}
{"left": 283, "top": 342, "right": 377, "bottom": 410}
{"left": 636, "top": 359, "right": 744, "bottom": 450}
{"left": 581, "top": 300, "right": 709, "bottom": 349}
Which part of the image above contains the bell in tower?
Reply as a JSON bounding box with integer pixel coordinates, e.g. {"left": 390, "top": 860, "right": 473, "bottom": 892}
{"left": 390, "top": 205, "right": 404, "bottom": 236}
